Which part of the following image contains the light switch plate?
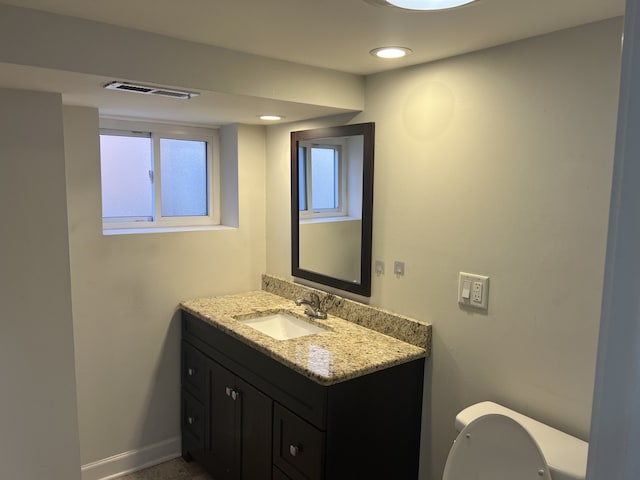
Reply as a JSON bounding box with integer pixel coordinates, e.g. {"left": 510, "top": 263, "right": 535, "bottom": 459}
{"left": 458, "top": 272, "right": 489, "bottom": 310}
{"left": 394, "top": 261, "right": 405, "bottom": 276}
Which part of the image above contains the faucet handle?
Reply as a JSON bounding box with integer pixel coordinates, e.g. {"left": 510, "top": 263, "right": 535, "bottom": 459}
{"left": 309, "top": 292, "right": 320, "bottom": 306}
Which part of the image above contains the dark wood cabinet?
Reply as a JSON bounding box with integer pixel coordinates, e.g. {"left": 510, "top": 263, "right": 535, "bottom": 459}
{"left": 181, "top": 310, "right": 424, "bottom": 480}
{"left": 182, "top": 342, "right": 272, "bottom": 480}
{"left": 273, "top": 403, "right": 325, "bottom": 480}
{"left": 235, "top": 375, "right": 273, "bottom": 479}
{"left": 181, "top": 389, "right": 206, "bottom": 461}
{"left": 208, "top": 361, "right": 241, "bottom": 480}
{"left": 273, "top": 466, "right": 294, "bottom": 480}
{"left": 181, "top": 343, "right": 207, "bottom": 463}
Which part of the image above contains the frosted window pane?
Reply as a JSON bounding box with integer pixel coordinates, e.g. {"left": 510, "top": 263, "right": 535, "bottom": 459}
{"left": 160, "top": 139, "right": 208, "bottom": 217}
{"left": 100, "top": 135, "right": 152, "bottom": 219}
{"left": 311, "top": 147, "right": 337, "bottom": 209}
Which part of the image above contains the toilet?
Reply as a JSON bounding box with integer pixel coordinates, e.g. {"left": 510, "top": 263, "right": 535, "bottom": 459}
{"left": 443, "top": 401, "right": 589, "bottom": 480}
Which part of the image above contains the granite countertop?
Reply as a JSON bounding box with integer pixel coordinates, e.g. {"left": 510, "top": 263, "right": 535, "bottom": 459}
{"left": 180, "top": 290, "right": 427, "bottom": 386}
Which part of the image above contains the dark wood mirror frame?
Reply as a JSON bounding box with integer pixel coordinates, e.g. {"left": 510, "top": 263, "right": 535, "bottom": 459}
{"left": 291, "top": 122, "right": 375, "bottom": 297}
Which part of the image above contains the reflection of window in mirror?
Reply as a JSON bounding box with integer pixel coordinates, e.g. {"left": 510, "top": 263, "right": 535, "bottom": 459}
{"left": 298, "top": 136, "right": 363, "bottom": 221}
{"left": 298, "top": 140, "right": 345, "bottom": 218}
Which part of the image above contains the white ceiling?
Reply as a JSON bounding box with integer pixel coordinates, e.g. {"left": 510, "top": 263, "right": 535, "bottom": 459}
{"left": 0, "top": 63, "right": 356, "bottom": 126}
{"left": 0, "top": 0, "right": 626, "bottom": 125}
{"left": 0, "top": 0, "right": 624, "bottom": 74}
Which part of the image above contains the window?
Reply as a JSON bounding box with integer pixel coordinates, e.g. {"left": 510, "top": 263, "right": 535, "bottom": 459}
{"left": 298, "top": 140, "right": 347, "bottom": 219}
{"left": 99, "top": 119, "right": 219, "bottom": 232}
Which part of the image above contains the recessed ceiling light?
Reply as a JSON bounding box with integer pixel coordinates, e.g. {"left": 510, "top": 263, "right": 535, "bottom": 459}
{"left": 370, "top": 47, "right": 413, "bottom": 59}
{"left": 366, "top": 0, "right": 477, "bottom": 10}
{"left": 259, "top": 115, "right": 284, "bottom": 121}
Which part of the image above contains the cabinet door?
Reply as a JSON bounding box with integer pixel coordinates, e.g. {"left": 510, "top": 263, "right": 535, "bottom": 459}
{"left": 208, "top": 361, "right": 241, "bottom": 480}
{"left": 207, "top": 360, "right": 273, "bottom": 480}
{"left": 236, "top": 376, "right": 273, "bottom": 480}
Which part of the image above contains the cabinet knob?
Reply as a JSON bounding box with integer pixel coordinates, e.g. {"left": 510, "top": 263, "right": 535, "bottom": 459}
{"left": 187, "top": 416, "right": 195, "bottom": 425}
{"left": 187, "top": 367, "right": 195, "bottom": 376}
{"left": 225, "top": 387, "right": 240, "bottom": 400}
{"left": 289, "top": 444, "right": 300, "bottom": 457}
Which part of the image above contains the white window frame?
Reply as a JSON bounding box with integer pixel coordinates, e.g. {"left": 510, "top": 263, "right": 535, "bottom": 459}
{"left": 298, "top": 138, "right": 348, "bottom": 220}
{"left": 99, "top": 118, "right": 220, "bottom": 231}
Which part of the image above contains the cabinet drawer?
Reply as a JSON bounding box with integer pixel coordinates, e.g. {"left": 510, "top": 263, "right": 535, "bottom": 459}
{"left": 273, "top": 466, "right": 294, "bottom": 480}
{"left": 273, "top": 404, "right": 325, "bottom": 480}
{"left": 181, "top": 390, "right": 205, "bottom": 452}
{"left": 182, "top": 341, "right": 206, "bottom": 399}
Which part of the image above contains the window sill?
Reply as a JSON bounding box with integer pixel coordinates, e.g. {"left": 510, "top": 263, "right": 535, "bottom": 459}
{"left": 103, "top": 225, "right": 237, "bottom": 236}
{"left": 299, "top": 216, "right": 361, "bottom": 225}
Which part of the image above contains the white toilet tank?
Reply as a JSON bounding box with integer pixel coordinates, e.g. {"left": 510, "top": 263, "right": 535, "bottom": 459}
{"left": 452, "top": 401, "right": 589, "bottom": 480}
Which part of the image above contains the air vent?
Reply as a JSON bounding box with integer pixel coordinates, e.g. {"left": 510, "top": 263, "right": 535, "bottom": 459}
{"left": 104, "top": 81, "right": 199, "bottom": 99}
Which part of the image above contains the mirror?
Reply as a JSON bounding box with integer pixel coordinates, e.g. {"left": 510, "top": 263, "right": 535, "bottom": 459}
{"left": 291, "top": 122, "right": 374, "bottom": 297}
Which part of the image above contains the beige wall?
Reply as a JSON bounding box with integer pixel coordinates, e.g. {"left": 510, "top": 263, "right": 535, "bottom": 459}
{"left": 300, "top": 219, "right": 362, "bottom": 282}
{"left": 266, "top": 18, "right": 622, "bottom": 479}
{"left": 64, "top": 107, "right": 267, "bottom": 475}
{"left": 0, "top": 89, "right": 81, "bottom": 479}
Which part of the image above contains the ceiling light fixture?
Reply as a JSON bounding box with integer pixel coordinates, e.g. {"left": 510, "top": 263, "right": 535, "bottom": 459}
{"left": 366, "top": 0, "right": 477, "bottom": 11}
{"left": 259, "top": 115, "right": 284, "bottom": 121}
{"left": 388, "top": 0, "right": 476, "bottom": 10}
{"left": 370, "top": 47, "right": 413, "bottom": 59}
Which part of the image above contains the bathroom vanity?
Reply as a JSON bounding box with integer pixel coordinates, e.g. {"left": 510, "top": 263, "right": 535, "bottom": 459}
{"left": 180, "top": 278, "right": 431, "bottom": 480}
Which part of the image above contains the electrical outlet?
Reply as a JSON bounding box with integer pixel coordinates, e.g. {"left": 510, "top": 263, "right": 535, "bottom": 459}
{"left": 472, "top": 281, "right": 483, "bottom": 303}
{"left": 458, "top": 272, "right": 489, "bottom": 310}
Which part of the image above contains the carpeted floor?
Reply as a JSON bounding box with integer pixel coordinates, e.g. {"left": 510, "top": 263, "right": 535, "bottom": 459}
{"left": 117, "top": 458, "right": 212, "bottom": 480}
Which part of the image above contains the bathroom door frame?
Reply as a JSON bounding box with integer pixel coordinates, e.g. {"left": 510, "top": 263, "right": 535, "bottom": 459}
{"left": 588, "top": 0, "right": 640, "bottom": 478}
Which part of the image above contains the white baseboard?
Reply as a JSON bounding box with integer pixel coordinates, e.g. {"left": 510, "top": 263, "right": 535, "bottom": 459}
{"left": 81, "top": 436, "right": 181, "bottom": 480}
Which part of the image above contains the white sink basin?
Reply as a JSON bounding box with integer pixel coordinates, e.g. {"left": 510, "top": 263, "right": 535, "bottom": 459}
{"left": 240, "top": 312, "right": 327, "bottom": 340}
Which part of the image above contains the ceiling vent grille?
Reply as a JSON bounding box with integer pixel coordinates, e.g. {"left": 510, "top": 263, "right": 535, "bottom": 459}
{"left": 104, "top": 81, "right": 199, "bottom": 99}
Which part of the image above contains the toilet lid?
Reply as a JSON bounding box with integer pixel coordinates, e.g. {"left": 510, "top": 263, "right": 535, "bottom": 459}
{"left": 443, "top": 413, "right": 552, "bottom": 480}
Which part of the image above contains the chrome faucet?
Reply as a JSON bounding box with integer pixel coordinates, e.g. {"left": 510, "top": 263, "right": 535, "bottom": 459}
{"left": 295, "top": 292, "right": 327, "bottom": 319}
